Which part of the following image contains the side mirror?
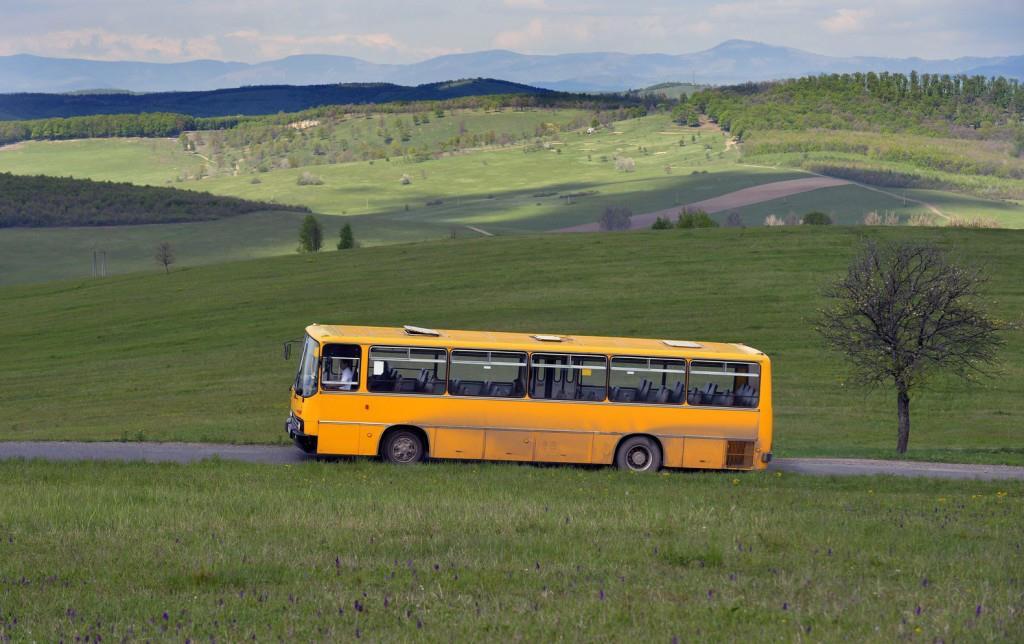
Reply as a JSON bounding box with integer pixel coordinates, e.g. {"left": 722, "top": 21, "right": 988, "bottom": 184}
{"left": 283, "top": 339, "right": 302, "bottom": 360}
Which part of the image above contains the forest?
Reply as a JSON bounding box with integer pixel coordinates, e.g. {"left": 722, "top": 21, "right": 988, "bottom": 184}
{"left": 0, "top": 173, "right": 307, "bottom": 227}
{"left": 691, "top": 72, "right": 1024, "bottom": 141}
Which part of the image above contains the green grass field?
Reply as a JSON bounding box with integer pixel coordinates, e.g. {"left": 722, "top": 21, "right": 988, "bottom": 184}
{"left": 1, "top": 226, "right": 1021, "bottom": 464}
{"left": 4, "top": 113, "right": 1024, "bottom": 285}
{"left": 0, "top": 459, "right": 1020, "bottom": 641}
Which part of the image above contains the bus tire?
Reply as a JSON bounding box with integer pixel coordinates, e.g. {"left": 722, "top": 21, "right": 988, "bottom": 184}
{"left": 382, "top": 428, "right": 425, "bottom": 465}
{"left": 615, "top": 436, "right": 662, "bottom": 473}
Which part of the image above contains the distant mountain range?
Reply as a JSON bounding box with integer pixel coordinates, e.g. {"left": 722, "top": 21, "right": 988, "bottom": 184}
{"left": 0, "top": 79, "right": 553, "bottom": 120}
{"left": 2, "top": 40, "right": 1022, "bottom": 94}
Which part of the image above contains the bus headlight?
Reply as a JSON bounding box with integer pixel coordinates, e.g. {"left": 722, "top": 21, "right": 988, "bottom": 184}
{"left": 285, "top": 412, "right": 304, "bottom": 437}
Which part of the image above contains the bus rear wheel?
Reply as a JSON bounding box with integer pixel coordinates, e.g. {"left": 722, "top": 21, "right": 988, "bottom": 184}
{"left": 616, "top": 436, "right": 662, "bottom": 473}
{"left": 382, "top": 429, "right": 425, "bottom": 465}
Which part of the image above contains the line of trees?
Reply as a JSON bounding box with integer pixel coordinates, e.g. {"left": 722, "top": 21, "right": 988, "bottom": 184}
{"left": 0, "top": 113, "right": 245, "bottom": 146}
{"left": 0, "top": 92, "right": 650, "bottom": 147}
{"left": 0, "top": 172, "right": 308, "bottom": 227}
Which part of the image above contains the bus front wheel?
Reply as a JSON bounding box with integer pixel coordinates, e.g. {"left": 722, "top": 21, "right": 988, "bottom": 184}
{"left": 382, "top": 429, "right": 425, "bottom": 465}
{"left": 615, "top": 436, "right": 662, "bottom": 473}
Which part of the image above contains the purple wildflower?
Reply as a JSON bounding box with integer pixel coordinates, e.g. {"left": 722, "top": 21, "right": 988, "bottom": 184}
{"left": 975, "top": 605, "right": 982, "bottom": 617}
{"left": 599, "top": 589, "right": 605, "bottom": 600}
{"left": 782, "top": 602, "right": 788, "bottom": 610}
{"left": 915, "top": 606, "right": 921, "bottom": 616}
{"left": 354, "top": 600, "right": 363, "bottom": 613}
{"left": 162, "top": 612, "right": 169, "bottom": 621}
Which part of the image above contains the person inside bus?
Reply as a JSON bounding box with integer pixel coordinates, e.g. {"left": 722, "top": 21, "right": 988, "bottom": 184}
{"left": 339, "top": 361, "right": 355, "bottom": 390}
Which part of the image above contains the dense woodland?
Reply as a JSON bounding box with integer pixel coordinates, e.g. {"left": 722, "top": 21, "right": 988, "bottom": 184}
{"left": 0, "top": 93, "right": 649, "bottom": 147}
{"left": 0, "top": 173, "right": 307, "bottom": 227}
{"left": 691, "top": 73, "right": 1024, "bottom": 140}
{"left": 0, "top": 79, "right": 555, "bottom": 120}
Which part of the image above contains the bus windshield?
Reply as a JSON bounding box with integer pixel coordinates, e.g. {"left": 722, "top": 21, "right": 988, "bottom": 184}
{"left": 294, "top": 336, "right": 319, "bottom": 397}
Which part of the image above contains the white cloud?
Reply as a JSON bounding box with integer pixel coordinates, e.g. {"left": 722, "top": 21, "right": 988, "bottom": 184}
{"left": 0, "top": 28, "right": 223, "bottom": 61}
{"left": 494, "top": 19, "right": 548, "bottom": 49}
{"left": 821, "top": 8, "right": 873, "bottom": 33}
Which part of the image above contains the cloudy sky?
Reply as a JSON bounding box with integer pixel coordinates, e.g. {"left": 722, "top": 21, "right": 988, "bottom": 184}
{"left": 0, "top": 0, "right": 1020, "bottom": 63}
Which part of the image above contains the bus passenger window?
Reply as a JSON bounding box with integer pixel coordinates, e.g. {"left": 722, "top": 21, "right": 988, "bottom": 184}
{"left": 688, "top": 361, "right": 760, "bottom": 407}
{"left": 449, "top": 350, "right": 526, "bottom": 397}
{"left": 529, "top": 354, "right": 607, "bottom": 401}
{"left": 609, "top": 357, "right": 686, "bottom": 404}
{"left": 321, "top": 343, "right": 362, "bottom": 391}
{"left": 368, "top": 346, "right": 447, "bottom": 394}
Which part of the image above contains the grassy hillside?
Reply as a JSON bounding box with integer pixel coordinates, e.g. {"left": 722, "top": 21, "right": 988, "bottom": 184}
{"left": 2, "top": 459, "right": 1020, "bottom": 640}
{"left": 1, "top": 227, "right": 1021, "bottom": 463}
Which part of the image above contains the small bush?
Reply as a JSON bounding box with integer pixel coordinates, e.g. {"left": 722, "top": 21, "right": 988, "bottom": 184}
{"left": 297, "top": 172, "right": 324, "bottom": 186}
{"left": 651, "top": 216, "right": 674, "bottom": 230}
{"left": 947, "top": 217, "right": 1001, "bottom": 229}
{"left": 725, "top": 212, "right": 744, "bottom": 228}
{"left": 249, "top": 177, "right": 262, "bottom": 184}
{"left": 399, "top": 174, "right": 412, "bottom": 185}
{"left": 614, "top": 157, "right": 636, "bottom": 172}
{"left": 863, "top": 211, "right": 882, "bottom": 226}
{"left": 784, "top": 213, "right": 801, "bottom": 226}
{"left": 908, "top": 213, "right": 937, "bottom": 227}
{"left": 676, "top": 209, "right": 719, "bottom": 229}
{"left": 764, "top": 214, "right": 784, "bottom": 226}
{"left": 802, "top": 211, "right": 832, "bottom": 225}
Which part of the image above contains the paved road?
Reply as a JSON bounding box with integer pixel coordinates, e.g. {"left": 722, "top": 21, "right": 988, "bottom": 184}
{"left": 2, "top": 441, "right": 1023, "bottom": 480}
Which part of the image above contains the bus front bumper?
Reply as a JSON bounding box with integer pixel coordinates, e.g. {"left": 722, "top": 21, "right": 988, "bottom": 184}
{"left": 285, "top": 413, "right": 317, "bottom": 453}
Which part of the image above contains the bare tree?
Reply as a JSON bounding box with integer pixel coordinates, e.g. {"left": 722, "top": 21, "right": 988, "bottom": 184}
{"left": 599, "top": 206, "right": 633, "bottom": 231}
{"left": 817, "top": 241, "right": 1005, "bottom": 453}
{"left": 155, "top": 241, "right": 175, "bottom": 274}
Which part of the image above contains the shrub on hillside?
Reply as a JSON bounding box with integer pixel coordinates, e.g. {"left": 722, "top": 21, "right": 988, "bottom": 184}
{"left": 724, "top": 212, "right": 744, "bottom": 228}
{"left": 676, "top": 209, "right": 718, "bottom": 229}
{"left": 614, "top": 157, "right": 636, "bottom": 172}
{"left": 764, "top": 214, "right": 785, "bottom": 226}
{"left": 600, "top": 206, "right": 633, "bottom": 231}
{"left": 297, "top": 172, "right": 324, "bottom": 186}
{"left": 947, "top": 217, "right": 1001, "bottom": 229}
{"left": 802, "top": 211, "right": 832, "bottom": 225}
{"left": 399, "top": 174, "right": 412, "bottom": 185}
{"left": 651, "top": 216, "right": 674, "bottom": 230}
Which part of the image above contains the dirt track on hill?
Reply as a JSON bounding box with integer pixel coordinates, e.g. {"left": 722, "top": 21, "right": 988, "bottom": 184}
{"left": 558, "top": 176, "right": 850, "bottom": 232}
{"left": 2, "top": 441, "right": 1023, "bottom": 480}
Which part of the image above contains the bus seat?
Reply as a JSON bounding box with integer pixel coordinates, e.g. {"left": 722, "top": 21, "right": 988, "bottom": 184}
{"left": 655, "top": 387, "right": 670, "bottom": 403}
{"left": 699, "top": 382, "right": 718, "bottom": 405}
{"left": 448, "top": 379, "right": 461, "bottom": 395}
{"left": 639, "top": 379, "right": 651, "bottom": 401}
{"left": 671, "top": 381, "right": 685, "bottom": 403}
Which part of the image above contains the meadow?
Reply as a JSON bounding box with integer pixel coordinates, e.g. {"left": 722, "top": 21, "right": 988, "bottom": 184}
{"left": 1, "top": 226, "right": 1021, "bottom": 464}
{"left": 0, "top": 459, "right": 1021, "bottom": 641}
{"left": 4, "top": 111, "right": 1024, "bottom": 284}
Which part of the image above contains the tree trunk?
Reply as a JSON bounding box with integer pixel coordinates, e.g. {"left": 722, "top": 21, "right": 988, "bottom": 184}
{"left": 896, "top": 386, "right": 911, "bottom": 454}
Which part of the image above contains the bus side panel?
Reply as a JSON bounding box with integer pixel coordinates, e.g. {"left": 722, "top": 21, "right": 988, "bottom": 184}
{"left": 431, "top": 427, "right": 485, "bottom": 459}
{"left": 317, "top": 422, "right": 361, "bottom": 455}
{"left": 660, "top": 437, "right": 686, "bottom": 469}
{"left": 535, "top": 432, "right": 593, "bottom": 463}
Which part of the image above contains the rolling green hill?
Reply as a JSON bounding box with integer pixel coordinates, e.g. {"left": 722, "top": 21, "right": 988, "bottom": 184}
{"left": 2, "top": 227, "right": 1021, "bottom": 464}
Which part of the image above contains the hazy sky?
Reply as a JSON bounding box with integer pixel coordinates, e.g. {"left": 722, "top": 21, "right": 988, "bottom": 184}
{"left": 0, "top": 0, "right": 1020, "bottom": 63}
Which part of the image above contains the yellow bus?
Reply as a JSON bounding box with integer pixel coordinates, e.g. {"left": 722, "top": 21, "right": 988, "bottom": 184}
{"left": 285, "top": 324, "right": 772, "bottom": 472}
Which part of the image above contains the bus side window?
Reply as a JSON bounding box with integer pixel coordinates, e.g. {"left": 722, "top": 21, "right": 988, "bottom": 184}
{"left": 321, "top": 343, "right": 361, "bottom": 391}
{"left": 688, "top": 361, "right": 760, "bottom": 407}
{"left": 368, "top": 346, "right": 447, "bottom": 395}
{"left": 449, "top": 350, "right": 527, "bottom": 397}
{"left": 609, "top": 357, "right": 686, "bottom": 404}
